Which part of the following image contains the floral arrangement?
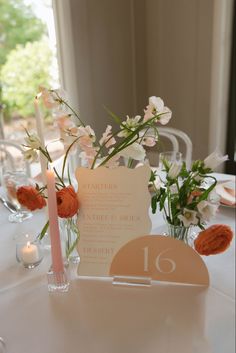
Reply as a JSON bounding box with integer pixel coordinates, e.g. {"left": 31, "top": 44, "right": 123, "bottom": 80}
{"left": 23, "top": 89, "right": 172, "bottom": 170}
{"left": 151, "top": 152, "right": 234, "bottom": 253}
{"left": 16, "top": 88, "right": 233, "bottom": 258}
{"left": 16, "top": 88, "right": 172, "bottom": 259}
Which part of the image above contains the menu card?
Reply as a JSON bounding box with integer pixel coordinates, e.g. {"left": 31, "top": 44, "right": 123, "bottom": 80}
{"left": 76, "top": 166, "right": 152, "bottom": 276}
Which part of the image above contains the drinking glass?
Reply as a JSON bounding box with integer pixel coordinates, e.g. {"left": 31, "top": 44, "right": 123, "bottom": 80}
{"left": 159, "top": 151, "right": 182, "bottom": 170}
{"left": 0, "top": 337, "right": 6, "bottom": 353}
{"left": 3, "top": 171, "right": 33, "bottom": 223}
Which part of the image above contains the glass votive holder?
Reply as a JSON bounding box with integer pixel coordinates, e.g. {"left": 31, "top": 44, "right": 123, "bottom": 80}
{"left": 16, "top": 233, "right": 44, "bottom": 269}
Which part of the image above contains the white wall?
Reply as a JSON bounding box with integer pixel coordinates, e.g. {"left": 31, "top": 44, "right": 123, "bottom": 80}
{"left": 145, "top": 0, "right": 215, "bottom": 159}
{"left": 55, "top": 0, "right": 139, "bottom": 138}
{"left": 54, "top": 0, "right": 233, "bottom": 160}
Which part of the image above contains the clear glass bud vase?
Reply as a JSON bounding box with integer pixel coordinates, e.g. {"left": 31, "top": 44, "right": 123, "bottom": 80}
{"left": 59, "top": 215, "right": 80, "bottom": 264}
{"left": 165, "top": 223, "right": 196, "bottom": 247}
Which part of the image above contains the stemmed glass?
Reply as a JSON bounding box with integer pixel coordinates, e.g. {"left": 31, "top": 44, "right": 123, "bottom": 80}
{"left": 159, "top": 151, "right": 182, "bottom": 170}
{"left": 0, "top": 337, "right": 6, "bottom": 353}
{"left": 3, "top": 171, "right": 33, "bottom": 223}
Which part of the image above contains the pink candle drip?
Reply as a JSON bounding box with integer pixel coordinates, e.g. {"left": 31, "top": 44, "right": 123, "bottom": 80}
{"left": 46, "top": 169, "right": 64, "bottom": 273}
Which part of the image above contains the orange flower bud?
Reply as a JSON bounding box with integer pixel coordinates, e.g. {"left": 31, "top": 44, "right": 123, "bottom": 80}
{"left": 56, "top": 186, "right": 79, "bottom": 218}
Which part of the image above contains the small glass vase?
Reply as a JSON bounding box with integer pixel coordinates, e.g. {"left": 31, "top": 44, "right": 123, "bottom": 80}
{"left": 59, "top": 215, "right": 80, "bottom": 265}
{"left": 165, "top": 223, "right": 196, "bottom": 247}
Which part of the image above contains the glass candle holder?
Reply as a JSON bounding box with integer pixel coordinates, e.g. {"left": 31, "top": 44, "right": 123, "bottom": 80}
{"left": 16, "top": 234, "right": 44, "bottom": 269}
{"left": 47, "top": 266, "right": 70, "bottom": 293}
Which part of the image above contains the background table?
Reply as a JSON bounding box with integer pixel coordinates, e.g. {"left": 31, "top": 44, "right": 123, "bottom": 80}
{"left": 0, "top": 174, "right": 235, "bottom": 353}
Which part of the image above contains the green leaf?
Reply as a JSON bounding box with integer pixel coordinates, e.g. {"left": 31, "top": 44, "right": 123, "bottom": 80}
{"left": 103, "top": 105, "right": 122, "bottom": 124}
{"left": 149, "top": 170, "right": 156, "bottom": 183}
{"left": 151, "top": 195, "right": 158, "bottom": 214}
{"left": 38, "top": 220, "right": 49, "bottom": 240}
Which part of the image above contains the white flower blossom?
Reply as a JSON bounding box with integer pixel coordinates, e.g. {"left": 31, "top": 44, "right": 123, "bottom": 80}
{"left": 77, "top": 125, "right": 96, "bottom": 141}
{"left": 139, "top": 129, "right": 158, "bottom": 147}
{"left": 168, "top": 162, "right": 182, "bottom": 179}
{"left": 178, "top": 209, "right": 198, "bottom": 227}
{"left": 204, "top": 151, "right": 228, "bottom": 171}
{"left": 159, "top": 106, "right": 172, "bottom": 125}
{"left": 153, "top": 175, "right": 162, "bottom": 191}
{"left": 144, "top": 96, "right": 172, "bottom": 125}
{"left": 99, "top": 125, "right": 116, "bottom": 148}
{"left": 197, "top": 200, "right": 218, "bottom": 221}
{"left": 39, "top": 87, "right": 66, "bottom": 109}
{"left": 25, "top": 134, "right": 42, "bottom": 149}
{"left": 120, "top": 143, "right": 146, "bottom": 161}
{"left": 118, "top": 115, "right": 142, "bottom": 137}
{"left": 23, "top": 149, "right": 38, "bottom": 163}
{"left": 170, "top": 184, "right": 178, "bottom": 194}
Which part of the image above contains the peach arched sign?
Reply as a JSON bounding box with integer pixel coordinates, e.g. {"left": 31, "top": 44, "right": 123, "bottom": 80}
{"left": 110, "top": 235, "right": 209, "bottom": 286}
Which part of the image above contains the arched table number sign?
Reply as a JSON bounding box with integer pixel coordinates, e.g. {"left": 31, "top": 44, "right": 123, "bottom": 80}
{"left": 110, "top": 235, "right": 209, "bottom": 287}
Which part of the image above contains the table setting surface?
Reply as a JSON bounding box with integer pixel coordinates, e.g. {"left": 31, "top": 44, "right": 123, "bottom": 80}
{"left": 0, "top": 173, "right": 235, "bottom": 353}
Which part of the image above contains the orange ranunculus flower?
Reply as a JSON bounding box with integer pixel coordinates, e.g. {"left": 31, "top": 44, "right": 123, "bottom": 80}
{"left": 194, "top": 224, "right": 233, "bottom": 256}
{"left": 17, "top": 186, "right": 46, "bottom": 211}
{"left": 56, "top": 186, "right": 79, "bottom": 218}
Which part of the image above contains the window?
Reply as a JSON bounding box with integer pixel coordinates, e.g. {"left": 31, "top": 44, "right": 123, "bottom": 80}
{"left": 0, "top": 0, "right": 63, "bottom": 176}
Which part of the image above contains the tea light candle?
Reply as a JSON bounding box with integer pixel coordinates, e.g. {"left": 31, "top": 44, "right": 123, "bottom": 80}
{"left": 21, "top": 241, "right": 39, "bottom": 264}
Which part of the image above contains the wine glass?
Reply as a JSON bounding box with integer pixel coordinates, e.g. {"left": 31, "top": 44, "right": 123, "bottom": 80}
{"left": 0, "top": 336, "right": 6, "bottom": 353}
{"left": 3, "top": 171, "right": 33, "bottom": 223}
{"left": 159, "top": 151, "right": 182, "bottom": 170}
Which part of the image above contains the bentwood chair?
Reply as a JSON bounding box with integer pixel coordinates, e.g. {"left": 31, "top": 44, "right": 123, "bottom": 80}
{"left": 144, "top": 127, "right": 193, "bottom": 169}
{"left": 158, "top": 127, "right": 192, "bottom": 168}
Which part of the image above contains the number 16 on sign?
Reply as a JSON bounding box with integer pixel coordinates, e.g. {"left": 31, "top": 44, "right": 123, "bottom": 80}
{"left": 143, "top": 247, "right": 176, "bottom": 274}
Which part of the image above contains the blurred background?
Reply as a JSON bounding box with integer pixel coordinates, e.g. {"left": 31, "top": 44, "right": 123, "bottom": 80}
{"left": 0, "top": 0, "right": 235, "bottom": 173}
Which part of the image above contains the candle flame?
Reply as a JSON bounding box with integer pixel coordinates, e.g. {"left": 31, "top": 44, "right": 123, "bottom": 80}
{"left": 27, "top": 241, "right": 31, "bottom": 248}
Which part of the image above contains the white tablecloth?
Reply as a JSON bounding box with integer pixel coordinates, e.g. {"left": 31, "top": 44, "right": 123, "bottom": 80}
{"left": 0, "top": 174, "right": 235, "bottom": 353}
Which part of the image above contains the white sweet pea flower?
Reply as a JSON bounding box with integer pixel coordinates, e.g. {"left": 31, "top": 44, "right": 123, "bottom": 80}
{"left": 149, "top": 96, "right": 164, "bottom": 111}
{"left": 39, "top": 87, "right": 66, "bottom": 109}
{"left": 60, "top": 127, "right": 79, "bottom": 151}
{"left": 154, "top": 175, "right": 162, "bottom": 191}
{"left": 120, "top": 143, "right": 146, "bottom": 161}
{"left": 144, "top": 96, "right": 172, "bottom": 125}
{"left": 25, "top": 134, "right": 42, "bottom": 149}
{"left": 204, "top": 151, "right": 228, "bottom": 170}
{"left": 178, "top": 209, "right": 198, "bottom": 227}
{"left": 139, "top": 129, "right": 158, "bottom": 147}
{"left": 159, "top": 106, "right": 172, "bottom": 125}
{"left": 168, "top": 162, "right": 182, "bottom": 179}
{"left": 75, "top": 125, "right": 96, "bottom": 151}
{"left": 118, "top": 115, "right": 142, "bottom": 137}
{"left": 78, "top": 125, "right": 96, "bottom": 141}
{"left": 23, "top": 148, "right": 38, "bottom": 163}
{"left": 197, "top": 200, "right": 218, "bottom": 221}
{"left": 208, "top": 189, "right": 220, "bottom": 204}
{"left": 141, "top": 136, "right": 156, "bottom": 147}
{"left": 99, "top": 125, "right": 116, "bottom": 148}
{"left": 54, "top": 115, "right": 73, "bottom": 130}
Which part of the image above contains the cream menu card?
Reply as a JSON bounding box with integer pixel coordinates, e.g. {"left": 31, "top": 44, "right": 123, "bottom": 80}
{"left": 76, "top": 166, "right": 152, "bottom": 276}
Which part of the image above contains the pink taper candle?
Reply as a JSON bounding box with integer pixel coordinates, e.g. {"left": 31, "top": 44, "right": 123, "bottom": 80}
{"left": 46, "top": 168, "right": 64, "bottom": 273}
{"left": 34, "top": 97, "right": 47, "bottom": 185}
